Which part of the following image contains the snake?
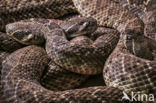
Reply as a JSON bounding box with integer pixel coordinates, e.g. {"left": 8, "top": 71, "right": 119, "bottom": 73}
{"left": 2, "top": 45, "right": 126, "bottom": 103}
{"left": 103, "top": 34, "right": 156, "bottom": 97}
{"left": 102, "top": 0, "right": 156, "bottom": 96}
{"left": 0, "top": 51, "right": 9, "bottom": 89}
{"left": 6, "top": 17, "right": 120, "bottom": 75}
{"left": 0, "top": 0, "right": 155, "bottom": 102}
{"left": 0, "top": 32, "right": 24, "bottom": 52}
{"left": 1, "top": 16, "right": 121, "bottom": 102}
{"left": 110, "top": 0, "right": 156, "bottom": 41}
{"left": 71, "top": 0, "right": 156, "bottom": 98}
{"left": 0, "top": 50, "right": 9, "bottom": 103}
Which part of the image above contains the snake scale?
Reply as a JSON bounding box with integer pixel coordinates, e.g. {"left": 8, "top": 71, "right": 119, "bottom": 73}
{"left": 111, "top": 0, "right": 156, "bottom": 41}
{"left": 0, "top": 0, "right": 155, "bottom": 102}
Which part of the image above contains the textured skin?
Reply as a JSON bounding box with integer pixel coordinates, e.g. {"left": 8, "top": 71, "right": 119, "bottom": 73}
{"left": 0, "top": 17, "right": 90, "bottom": 93}
{"left": 72, "top": 0, "right": 144, "bottom": 35}
{"left": 72, "top": 1, "right": 156, "bottom": 98}
{"left": 0, "top": 32, "right": 88, "bottom": 98}
{"left": 0, "top": 0, "right": 155, "bottom": 102}
{"left": 103, "top": 39, "right": 156, "bottom": 96}
{"left": 0, "top": 51, "right": 9, "bottom": 92}
{"left": 0, "top": 18, "right": 67, "bottom": 52}
{"left": 1, "top": 45, "right": 126, "bottom": 103}
{"left": 123, "top": 35, "right": 156, "bottom": 60}
{"left": 41, "top": 60, "right": 88, "bottom": 91}
{"left": 111, "top": 0, "right": 156, "bottom": 40}
{"left": 0, "top": 16, "right": 118, "bottom": 102}
{"left": 0, "top": 32, "right": 24, "bottom": 52}
{"left": 6, "top": 18, "right": 120, "bottom": 75}
{"left": 0, "top": 0, "right": 144, "bottom": 36}
{"left": 60, "top": 17, "right": 98, "bottom": 39}
{"left": 0, "top": 51, "right": 9, "bottom": 103}
{"left": 0, "top": 0, "right": 77, "bottom": 31}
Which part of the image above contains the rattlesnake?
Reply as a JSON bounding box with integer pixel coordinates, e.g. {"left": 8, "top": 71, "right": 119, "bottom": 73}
{"left": 6, "top": 17, "right": 120, "bottom": 75}
{"left": 101, "top": 0, "right": 156, "bottom": 96}
{"left": 1, "top": 16, "right": 121, "bottom": 102}
{"left": 0, "top": 32, "right": 24, "bottom": 52}
{"left": 103, "top": 34, "right": 156, "bottom": 96}
{"left": 0, "top": 51, "right": 9, "bottom": 90}
{"left": 111, "top": 0, "right": 156, "bottom": 41}
{"left": 2, "top": 45, "right": 125, "bottom": 103}
{"left": 0, "top": 0, "right": 155, "bottom": 102}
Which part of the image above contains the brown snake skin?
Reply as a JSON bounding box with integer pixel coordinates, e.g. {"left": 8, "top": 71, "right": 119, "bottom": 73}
{"left": 72, "top": 0, "right": 156, "bottom": 98}
{"left": 103, "top": 36, "right": 156, "bottom": 98}
{"left": 0, "top": 0, "right": 77, "bottom": 31}
{"left": 0, "top": 0, "right": 155, "bottom": 102}
{"left": 0, "top": 32, "right": 24, "bottom": 52}
{"left": 111, "top": 0, "right": 156, "bottom": 41}
{"left": 0, "top": 51, "right": 9, "bottom": 103}
{"left": 6, "top": 18, "right": 120, "bottom": 75}
{"left": 0, "top": 51, "right": 9, "bottom": 90}
{"left": 72, "top": 0, "right": 144, "bottom": 35}
{"left": 41, "top": 60, "right": 88, "bottom": 91}
{"left": 0, "top": 17, "right": 91, "bottom": 95}
{"left": 2, "top": 16, "right": 121, "bottom": 102}
{"left": 1, "top": 45, "right": 126, "bottom": 103}
{"left": 0, "top": 17, "right": 89, "bottom": 92}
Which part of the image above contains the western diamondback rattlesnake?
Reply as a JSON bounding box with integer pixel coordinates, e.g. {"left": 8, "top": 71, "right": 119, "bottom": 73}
{"left": 103, "top": 34, "right": 156, "bottom": 96}
{"left": 0, "top": 51, "right": 9, "bottom": 90}
{"left": 6, "top": 17, "right": 119, "bottom": 75}
{"left": 0, "top": 0, "right": 155, "bottom": 102}
{"left": 2, "top": 45, "right": 125, "bottom": 103}
{"left": 2, "top": 16, "right": 122, "bottom": 102}
{"left": 111, "top": 0, "right": 156, "bottom": 41}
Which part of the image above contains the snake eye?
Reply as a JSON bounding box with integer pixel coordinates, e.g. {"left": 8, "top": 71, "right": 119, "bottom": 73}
{"left": 126, "top": 35, "right": 132, "bottom": 40}
{"left": 78, "top": 21, "right": 85, "bottom": 25}
{"left": 12, "top": 30, "right": 31, "bottom": 41}
{"left": 11, "top": 30, "right": 38, "bottom": 45}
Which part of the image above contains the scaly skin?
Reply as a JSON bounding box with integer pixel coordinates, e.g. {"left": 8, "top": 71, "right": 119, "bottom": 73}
{"left": 72, "top": 0, "right": 144, "bottom": 35}
{"left": 0, "top": 50, "right": 9, "bottom": 93}
{"left": 41, "top": 60, "right": 88, "bottom": 91}
{"left": 103, "top": 37, "right": 156, "bottom": 99}
{"left": 0, "top": 32, "right": 24, "bottom": 52}
{"left": 6, "top": 18, "right": 120, "bottom": 75}
{"left": 0, "top": 0, "right": 77, "bottom": 31}
{"left": 1, "top": 45, "right": 126, "bottom": 103}
{"left": 110, "top": 0, "right": 156, "bottom": 40}
{"left": 0, "top": 50, "right": 9, "bottom": 103}
{"left": 0, "top": 0, "right": 154, "bottom": 102}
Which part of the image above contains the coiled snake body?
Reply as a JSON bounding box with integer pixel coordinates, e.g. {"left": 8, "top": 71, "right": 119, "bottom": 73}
{"left": 2, "top": 45, "right": 125, "bottom": 103}
{"left": 111, "top": 0, "right": 156, "bottom": 41}
{"left": 0, "top": 0, "right": 155, "bottom": 102}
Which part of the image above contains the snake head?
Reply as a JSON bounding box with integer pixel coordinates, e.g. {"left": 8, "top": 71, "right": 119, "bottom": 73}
{"left": 6, "top": 22, "right": 45, "bottom": 45}
{"left": 121, "top": 29, "right": 149, "bottom": 56}
{"left": 11, "top": 30, "right": 43, "bottom": 45}
{"left": 120, "top": 29, "right": 138, "bottom": 53}
{"left": 121, "top": 29, "right": 141, "bottom": 44}
{"left": 61, "top": 17, "right": 97, "bottom": 40}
